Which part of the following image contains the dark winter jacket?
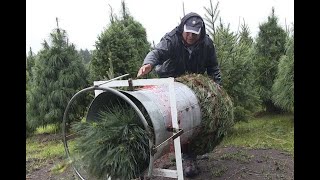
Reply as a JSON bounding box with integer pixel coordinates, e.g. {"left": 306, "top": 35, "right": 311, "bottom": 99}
{"left": 142, "top": 12, "right": 222, "bottom": 85}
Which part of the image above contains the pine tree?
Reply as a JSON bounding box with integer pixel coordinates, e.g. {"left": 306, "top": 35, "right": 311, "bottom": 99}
{"left": 253, "top": 7, "right": 287, "bottom": 113}
{"left": 27, "top": 19, "right": 89, "bottom": 129}
{"left": 89, "top": 1, "right": 151, "bottom": 81}
{"left": 26, "top": 47, "right": 36, "bottom": 136}
{"left": 272, "top": 27, "right": 294, "bottom": 112}
{"left": 26, "top": 47, "right": 36, "bottom": 91}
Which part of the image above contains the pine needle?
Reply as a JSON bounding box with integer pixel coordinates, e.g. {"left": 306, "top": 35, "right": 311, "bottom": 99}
{"left": 71, "top": 104, "right": 150, "bottom": 179}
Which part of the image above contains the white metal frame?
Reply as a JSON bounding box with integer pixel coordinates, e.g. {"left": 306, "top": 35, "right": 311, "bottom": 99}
{"left": 94, "top": 78, "right": 184, "bottom": 180}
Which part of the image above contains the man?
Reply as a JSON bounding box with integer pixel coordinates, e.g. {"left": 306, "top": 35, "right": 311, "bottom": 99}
{"left": 137, "top": 12, "right": 222, "bottom": 177}
{"left": 137, "top": 12, "right": 222, "bottom": 86}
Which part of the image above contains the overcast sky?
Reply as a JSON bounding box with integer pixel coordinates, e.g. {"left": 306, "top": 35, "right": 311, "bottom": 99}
{"left": 26, "top": 0, "right": 294, "bottom": 54}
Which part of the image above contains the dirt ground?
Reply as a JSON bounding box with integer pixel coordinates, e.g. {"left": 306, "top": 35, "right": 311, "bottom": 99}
{"left": 151, "top": 147, "right": 293, "bottom": 180}
{"left": 26, "top": 134, "right": 293, "bottom": 180}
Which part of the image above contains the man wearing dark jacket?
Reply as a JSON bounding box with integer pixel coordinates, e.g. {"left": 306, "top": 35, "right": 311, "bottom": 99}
{"left": 137, "top": 12, "right": 222, "bottom": 86}
{"left": 137, "top": 12, "right": 222, "bottom": 177}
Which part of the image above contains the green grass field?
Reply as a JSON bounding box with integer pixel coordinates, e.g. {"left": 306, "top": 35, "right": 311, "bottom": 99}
{"left": 221, "top": 113, "right": 294, "bottom": 155}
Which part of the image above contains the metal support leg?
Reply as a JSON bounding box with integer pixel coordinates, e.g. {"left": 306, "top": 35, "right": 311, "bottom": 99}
{"left": 150, "top": 78, "right": 184, "bottom": 179}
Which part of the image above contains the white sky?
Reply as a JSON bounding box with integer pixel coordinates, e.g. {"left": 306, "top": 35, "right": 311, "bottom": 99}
{"left": 26, "top": 0, "right": 294, "bottom": 54}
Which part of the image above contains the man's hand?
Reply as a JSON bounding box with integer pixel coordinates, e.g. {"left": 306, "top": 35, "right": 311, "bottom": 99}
{"left": 210, "top": 79, "right": 222, "bottom": 90}
{"left": 137, "top": 64, "right": 152, "bottom": 78}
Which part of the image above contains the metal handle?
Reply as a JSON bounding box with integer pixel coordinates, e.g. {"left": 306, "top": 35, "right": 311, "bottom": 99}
{"left": 151, "top": 128, "right": 184, "bottom": 155}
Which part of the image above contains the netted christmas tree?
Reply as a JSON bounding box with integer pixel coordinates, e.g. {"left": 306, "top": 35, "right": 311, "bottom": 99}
{"left": 70, "top": 73, "right": 234, "bottom": 179}
{"left": 176, "top": 74, "right": 234, "bottom": 155}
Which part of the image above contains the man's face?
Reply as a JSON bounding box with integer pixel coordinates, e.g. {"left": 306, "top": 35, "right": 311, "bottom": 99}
{"left": 182, "top": 31, "right": 200, "bottom": 46}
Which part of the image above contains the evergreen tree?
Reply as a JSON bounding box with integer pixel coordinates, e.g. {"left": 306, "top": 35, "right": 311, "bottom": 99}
{"left": 253, "top": 7, "right": 287, "bottom": 113}
{"left": 26, "top": 47, "right": 36, "bottom": 91}
{"left": 272, "top": 28, "right": 294, "bottom": 112}
{"left": 79, "top": 48, "right": 92, "bottom": 65}
{"left": 238, "top": 20, "right": 253, "bottom": 45}
{"left": 89, "top": 1, "right": 151, "bottom": 81}
{"left": 203, "top": 0, "right": 219, "bottom": 36}
{"left": 26, "top": 47, "right": 36, "bottom": 136}
{"left": 27, "top": 20, "right": 89, "bottom": 129}
{"left": 234, "top": 23, "right": 262, "bottom": 120}
{"left": 204, "top": 1, "right": 261, "bottom": 121}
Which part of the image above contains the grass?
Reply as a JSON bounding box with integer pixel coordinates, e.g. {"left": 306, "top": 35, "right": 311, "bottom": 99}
{"left": 26, "top": 138, "right": 64, "bottom": 161}
{"left": 35, "top": 124, "right": 59, "bottom": 134}
{"left": 26, "top": 126, "right": 68, "bottom": 173}
{"left": 221, "top": 113, "right": 294, "bottom": 155}
{"left": 26, "top": 113, "right": 294, "bottom": 177}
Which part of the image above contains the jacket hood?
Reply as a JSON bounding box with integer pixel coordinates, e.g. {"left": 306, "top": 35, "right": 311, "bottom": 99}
{"left": 177, "top": 12, "right": 206, "bottom": 40}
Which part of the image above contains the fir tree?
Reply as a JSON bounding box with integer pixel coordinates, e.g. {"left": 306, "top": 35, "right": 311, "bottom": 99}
{"left": 213, "top": 21, "right": 261, "bottom": 121}
{"left": 204, "top": 0, "right": 261, "bottom": 121}
{"left": 89, "top": 1, "right": 151, "bottom": 81}
{"left": 79, "top": 48, "right": 92, "bottom": 65}
{"left": 238, "top": 20, "right": 253, "bottom": 45}
{"left": 253, "top": 7, "right": 287, "bottom": 113}
{"left": 203, "top": 0, "right": 219, "bottom": 36}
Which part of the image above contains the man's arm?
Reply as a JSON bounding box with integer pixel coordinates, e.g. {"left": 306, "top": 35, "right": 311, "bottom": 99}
{"left": 137, "top": 36, "right": 172, "bottom": 77}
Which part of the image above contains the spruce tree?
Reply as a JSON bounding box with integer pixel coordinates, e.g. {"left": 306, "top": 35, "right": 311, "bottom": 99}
{"left": 27, "top": 19, "right": 89, "bottom": 129}
{"left": 89, "top": 1, "right": 151, "bottom": 81}
{"left": 253, "top": 7, "right": 287, "bottom": 113}
{"left": 272, "top": 28, "right": 294, "bottom": 112}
